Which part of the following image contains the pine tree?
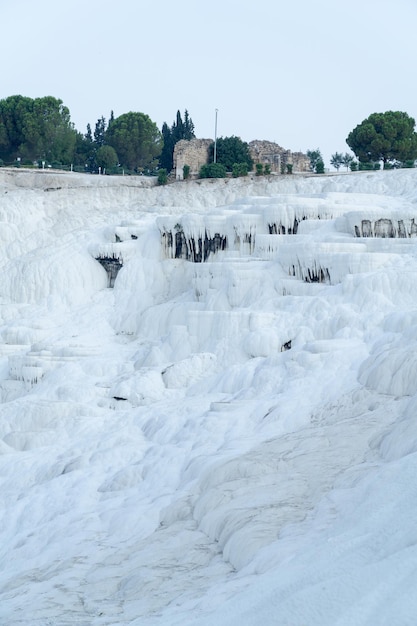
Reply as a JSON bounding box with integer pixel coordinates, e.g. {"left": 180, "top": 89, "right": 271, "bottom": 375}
{"left": 183, "top": 110, "right": 195, "bottom": 140}
{"left": 159, "top": 109, "right": 196, "bottom": 171}
{"left": 94, "top": 116, "right": 106, "bottom": 147}
{"left": 159, "top": 122, "right": 175, "bottom": 171}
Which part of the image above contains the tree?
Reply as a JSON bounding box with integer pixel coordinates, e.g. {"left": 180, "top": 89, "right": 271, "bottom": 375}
{"left": 315, "top": 160, "right": 325, "bottom": 174}
{"left": 159, "top": 110, "right": 195, "bottom": 171}
{"left": 208, "top": 136, "right": 253, "bottom": 172}
{"left": 0, "top": 95, "right": 76, "bottom": 164}
{"left": 341, "top": 152, "right": 354, "bottom": 171}
{"left": 183, "top": 110, "right": 195, "bottom": 140}
{"left": 96, "top": 145, "right": 118, "bottom": 172}
{"left": 159, "top": 122, "right": 175, "bottom": 171}
{"left": 330, "top": 152, "right": 343, "bottom": 171}
{"left": 106, "top": 111, "right": 162, "bottom": 171}
{"left": 306, "top": 148, "right": 323, "bottom": 172}
{"left": 94, "top": 116, "right": 107, "bottom": 147}
{"left": 346, "top": 111, "right": 417, "bottom": 166}
{"left": 172, "top": 110, "right": 184, "bottom": 144}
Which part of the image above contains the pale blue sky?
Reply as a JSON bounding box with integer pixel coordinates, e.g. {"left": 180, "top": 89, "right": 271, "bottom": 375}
{"left": 2, "top": 0, "right": 417, "bottom": 166}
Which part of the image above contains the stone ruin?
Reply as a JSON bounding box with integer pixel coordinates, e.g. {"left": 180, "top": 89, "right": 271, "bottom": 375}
{"left": 173, "top": 138, "right": 310, "bottom": 179}
{"left": 248, "top": 140, "right": 310, "bottom": 174}
{"left": 173, "top": 139, "right": 213, "bottom": 180}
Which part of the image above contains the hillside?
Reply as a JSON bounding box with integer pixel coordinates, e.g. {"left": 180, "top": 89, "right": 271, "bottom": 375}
{"left": 1, "top": 167, "right": 417, "bottom": 625}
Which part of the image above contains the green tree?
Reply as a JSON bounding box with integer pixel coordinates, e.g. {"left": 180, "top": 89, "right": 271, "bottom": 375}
{"left": 330, "top": 152, "right": 343, "bottom": 171}
{"left": 94, "top": 116, "right": 107, "bottom": 147}
{"left": 0, "top": 95, "right": 32, "bottom": 161}
{"left": 315, "top": 160, "right": 325, "bottom": 174}
{"left": 183, "top": 110, "right": 195, "bottom": 140}
{"left": 208, "top": 136, "right": 253, "bottom": 172}
{"left": 159, "top": 122, "right": 175, "bottom": 171}
{"left": 106, "top": 111, "right": 162, "bottom": 171}
{"left": 96, "top": 145, "right": 118, "bottom": 172}
{"left": 306, "top": 148, "right": 323, "bottom": 172}
{"left": 255, "top": 163, "right": 264, "bottom": 176}
{"left": 159, "top": 110, "right": 195, "bottom": 171}
{"left": 341, "top": 152, "right": 354, "bottom": 171}
{"left": 0, "top": 95, "right": 76, "bottom": 164}
{"left": 346, "top": 111, "right": 417, "bottom": 166}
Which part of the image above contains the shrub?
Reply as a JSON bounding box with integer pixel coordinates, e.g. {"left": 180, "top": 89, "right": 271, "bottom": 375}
{"left": 199, "top": 163, "right": 227, "bottom": 178}
{"left": 232, "top": 162, "right": 248, "bottom": 177}
{"left": 183, "top": 164, "right": 190, "bottom": 179}
{"left": 315, "top": 160, "right": 324, "bottom": 174}
{"left": 404, "top": 160, "right": 416, "bottom": 168}
{"left": 286, "top": 163, "right": 293, "bottom": 174}
{"left": 350, "top": 161, "right": 358, "bottom": 171}
{"left": 157, "top": 168, "right": 168, "bottom": 185}
{"left": 359, "top": 162, "right": 373, "bottom": 171}
{"left": 264, "top": 163, "right": 271, "bottom": 175}
{"left": 255, "top": 163, "right": 264, "bottom": 176}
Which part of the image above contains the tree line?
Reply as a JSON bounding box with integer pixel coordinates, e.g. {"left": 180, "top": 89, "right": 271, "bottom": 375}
{"left": 1, "top": 96, "right": 416, "bottom": 176}
{"left": 0, "top": 95, "right": 196, "bottom": 174}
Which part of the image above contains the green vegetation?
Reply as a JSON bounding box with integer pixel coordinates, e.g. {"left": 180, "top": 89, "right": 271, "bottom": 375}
{"left": 346, "top": 111, "right": 417, "bottom": 167}
{"left": 105, "top": 112, "right": 162, "bottom": 172}
{"left": 307, "top": 149, "right": 323, "bottom": 173}
{"left": 341, "top": 153, "right": 354, "bottom": 171}
{"left": 208, "top": 136, "right": 253, "bottom": 172}
{"left": 0, "top": 95, "right": 76, "bottom": 164}
{"left": 330, "top": 152, "right": 343, "bottom": 171}
{"left": 199, "top": 163, "right": 227, "bottom": 178}
{"left": 232, "top": 162, "right": 249, "bottom": 177}
{"left": 159, "top": 110, "right": 195, "bottom": 172}
{"left": 3, "top": 94, "right": 416, "bottom": 179}
{"left": 157, "top": 168, "right": 168, "bottom": 185}
{"left": 96, "top": 145, "right": 118, "bottom": 172}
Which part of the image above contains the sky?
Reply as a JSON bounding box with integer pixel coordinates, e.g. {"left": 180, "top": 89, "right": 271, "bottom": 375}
{"left": 2, "top": 0, "right": 417, "bottom": 167}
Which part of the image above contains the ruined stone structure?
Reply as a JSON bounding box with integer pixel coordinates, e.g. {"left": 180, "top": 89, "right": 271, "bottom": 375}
{"left": 248, "top": 140, "right": 310, "bottom": 173}
{"left": 173, "top": 139, "right": 213, "bottom": 180}
{"left": 173, "top": 138, "right": 310, "bottom": 179}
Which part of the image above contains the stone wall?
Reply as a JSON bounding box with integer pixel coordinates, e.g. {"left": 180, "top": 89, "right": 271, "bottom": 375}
{"left": 173, "top": 139, "right": 213, "bottom": 180}
{"left": 173, "top": 138, "right": 310, "bottom": 178}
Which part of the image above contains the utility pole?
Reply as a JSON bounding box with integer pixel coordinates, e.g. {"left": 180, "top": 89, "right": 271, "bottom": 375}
{"left": 214, "top": 108, "right": 218, "bottom": 163}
